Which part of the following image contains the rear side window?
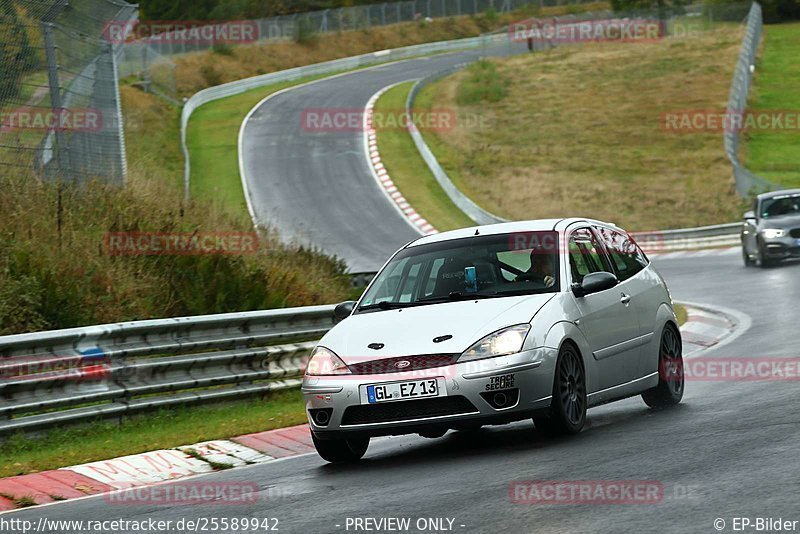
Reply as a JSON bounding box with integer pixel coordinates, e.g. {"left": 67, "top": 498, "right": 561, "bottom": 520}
{"left": 568, "top": 228, "right": 611, "bottom": 284}
{"left": 595, "top": 226, "right": 648, "bottom": 282}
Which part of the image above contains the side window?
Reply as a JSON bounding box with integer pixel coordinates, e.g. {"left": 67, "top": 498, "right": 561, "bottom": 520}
{"left": 595, "top": 227, "right": 648, "bottom": 282}
{"left": 568, "top": 228, "right": 610, "bottom": 284}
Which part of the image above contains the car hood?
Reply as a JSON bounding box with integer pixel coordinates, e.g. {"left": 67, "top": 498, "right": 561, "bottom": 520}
{"left": 319, "top": 294, "right": 555, "bottom": 362}
{"left": 759, "top": 213, "right": 800, "bottom": 229}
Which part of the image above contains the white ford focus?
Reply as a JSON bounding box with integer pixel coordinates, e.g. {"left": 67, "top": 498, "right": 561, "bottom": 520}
{"left": 302, "top": 219, "right": 684, "bottom": 463}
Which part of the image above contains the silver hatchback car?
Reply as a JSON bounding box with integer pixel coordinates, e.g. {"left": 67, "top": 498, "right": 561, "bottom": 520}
{"left": 302, "top": 219, "right": 684, "bottom": 463}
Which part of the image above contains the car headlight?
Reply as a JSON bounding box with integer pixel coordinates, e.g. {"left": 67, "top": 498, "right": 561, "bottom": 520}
{"left": 458, "top": 324, "right": 531, "bottom": 363}
{"left": 762, "top": 228, "right": 786, "bottom": 239}
{"left": 305, "top": 346, "right": 351, "bottom": 376}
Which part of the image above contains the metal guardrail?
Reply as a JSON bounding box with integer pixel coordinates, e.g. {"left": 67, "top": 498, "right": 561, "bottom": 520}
{"left": 0, "top": 306, "right": 336, "bottom": 435}
{"left": 181, "top": 33, "right": 508, "bottom": 201}
{"left": 633, "top": 222, "right": 742, "bottom": 252}
{"left": 724, "top": 2, "right": 777, "bottom": 197}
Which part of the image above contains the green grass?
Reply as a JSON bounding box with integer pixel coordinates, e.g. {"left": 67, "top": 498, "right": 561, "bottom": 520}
{"left": 745, "top": 23, "right": 800, "bottom": 188}
{"left": 0, "top": 389, "right": 306, "bottom": 478}
{"left": 455, "top": 60, "right": 510, "bottom": 106}
{"left": 373, "top": 82, "right": 474, "bottom": 231}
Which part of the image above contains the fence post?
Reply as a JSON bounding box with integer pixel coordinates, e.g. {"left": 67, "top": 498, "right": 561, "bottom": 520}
{"left": 110, "top": 43, "right": 127, "bottom": 183}
{"left": 41, "top": 22, "right": 70, "bottom": 183}
{"left": 321, "top": 10, "right": 329, "bottom": 33}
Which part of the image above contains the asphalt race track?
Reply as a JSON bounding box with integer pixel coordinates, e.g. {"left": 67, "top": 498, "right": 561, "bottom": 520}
{"left": 239, "top": 42, "right": 526, "bottom": 273}
{"left": 12, "top": 252, "right": 800, "bottom": 533}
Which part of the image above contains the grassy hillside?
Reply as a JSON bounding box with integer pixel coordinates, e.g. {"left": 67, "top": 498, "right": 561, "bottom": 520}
{"left": 745, "top": 22, "right": 800, "bottom": 188}
{"left": 414, "top": 25, "right": 749, "bottom": 230}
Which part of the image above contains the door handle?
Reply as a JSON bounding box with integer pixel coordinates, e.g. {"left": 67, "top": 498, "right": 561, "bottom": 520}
{"left": 620, "top": 293, "right": 631, "bottom": 305}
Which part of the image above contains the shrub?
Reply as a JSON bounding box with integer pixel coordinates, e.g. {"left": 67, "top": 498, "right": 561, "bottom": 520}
{"left": 455, "top": 60, "right": 509, "bottom": 106}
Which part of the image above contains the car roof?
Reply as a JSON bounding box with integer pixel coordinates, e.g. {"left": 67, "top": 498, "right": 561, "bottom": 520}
{"left": 406, "top": 218, "right": 618, "bottom": 247}
{"left": 757, "top": 188, "right": 800, "bottom": 200}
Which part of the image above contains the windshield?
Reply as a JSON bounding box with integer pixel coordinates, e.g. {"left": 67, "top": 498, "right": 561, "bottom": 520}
{"left": 761, "top": 194, "right": 800, "bottom": 219}
{"left": 358, "top": 231, "right": 560, "bottom": 312}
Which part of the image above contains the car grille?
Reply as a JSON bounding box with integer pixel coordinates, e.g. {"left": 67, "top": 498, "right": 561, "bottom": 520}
{"left": 347, "top": 354, "right": 459, "bottom": 375}
{"left": 341, "top": 396, "right": 478, "bottom": 426}
{"left": 790, "top": 228, "right": 800, "bottom": 238}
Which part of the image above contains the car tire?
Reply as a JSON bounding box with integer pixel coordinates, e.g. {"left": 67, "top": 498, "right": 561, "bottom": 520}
{"left": 742, "top": 244, "right": 755, "bottom": 267}
{"left": 756, "top": 239, "right": 773, "bottom": 268}
{"left": 533, "top": 342, "right": 586, "bottom": 435}
{"left": 311, "top": 434, "right": 369, "bottom": 463}
{"left": 642, "top": 323, "right": 684, "bottom": 409}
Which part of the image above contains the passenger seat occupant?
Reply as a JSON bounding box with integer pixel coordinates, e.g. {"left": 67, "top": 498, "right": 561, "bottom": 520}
{"left": 521, "top": 249, "right": 556, "bottom": 288}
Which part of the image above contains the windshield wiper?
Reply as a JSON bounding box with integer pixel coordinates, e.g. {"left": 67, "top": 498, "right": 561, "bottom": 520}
{"left": 417, "top": 291, "right": 499, "bottom": 303}
{"left": 358, "top": 301, "right": 419, "bottom": 311}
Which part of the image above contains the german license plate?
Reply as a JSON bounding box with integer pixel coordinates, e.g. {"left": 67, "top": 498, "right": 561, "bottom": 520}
{"left": 361, "top": 378, "right": 444, "bottom": 404}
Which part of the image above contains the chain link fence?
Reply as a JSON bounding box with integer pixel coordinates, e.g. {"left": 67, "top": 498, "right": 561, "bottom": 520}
{"left": 0, "top": 0, "right": 136, "bottom": 185}
{"left": 724, "top": 2, "right": 777, "bottom": 197}
{"left": 117, "top": 0, "right": 604, "bottom": 101}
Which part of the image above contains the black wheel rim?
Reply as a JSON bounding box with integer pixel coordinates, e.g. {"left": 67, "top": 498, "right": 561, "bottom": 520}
{"left": 558, "top": 348, "right": 585, "bottom": 425}
{"left": 660, "top": 327, "right": 684, "bottom": 396}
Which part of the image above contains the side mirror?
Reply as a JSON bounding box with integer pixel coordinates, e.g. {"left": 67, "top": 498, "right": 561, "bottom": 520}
{"left": 333, "top": 301, "right": 356, "bottom": 321}
{"left": 743, "top": 210, "right": 757, "bottom": 222}
{"left": 572, "top": 271, "right": 618, "bottom": 297}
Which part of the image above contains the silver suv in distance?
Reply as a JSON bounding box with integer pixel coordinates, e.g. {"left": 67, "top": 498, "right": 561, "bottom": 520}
{"left": 742, "top": 189, "right": 800, "bottom": 267}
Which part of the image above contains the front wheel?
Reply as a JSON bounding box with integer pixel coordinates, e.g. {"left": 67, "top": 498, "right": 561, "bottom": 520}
{"left": 742, "top": 244, "right": 755, "bottom": 267}
{"left": 756, "top": 239, "right": 773, "bottom": 268}
{"left": 533, "top": 343, "right": 586, "bottom": 435}
{"left": 642, "top": 323, "right": 684, "bottom": 409}
{"left": 311, "top": 434, "right": 369, "bottom": 463}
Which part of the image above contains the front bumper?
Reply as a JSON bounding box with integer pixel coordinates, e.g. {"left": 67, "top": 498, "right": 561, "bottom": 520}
{"left": 302, "top": 347, "right": 557, "bottom": 439}
{"left": 761, "top": 233, "right": 800, "bottom": 259}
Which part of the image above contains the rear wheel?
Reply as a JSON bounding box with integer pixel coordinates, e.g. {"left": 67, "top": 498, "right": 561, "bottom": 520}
{"left": 642, "top": 324, "right": 684, "bottom": 409}
{"left": 533, "top": 343, "right": 586, "bottom": 435}
{"left": 311, "top": 434, "right": 369, "bottom": 463}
